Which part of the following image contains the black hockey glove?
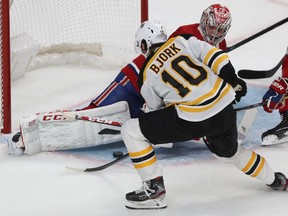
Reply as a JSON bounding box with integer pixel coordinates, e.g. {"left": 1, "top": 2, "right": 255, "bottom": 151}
{"left": 233, "top": 77, "right": 247, "bottom": 103}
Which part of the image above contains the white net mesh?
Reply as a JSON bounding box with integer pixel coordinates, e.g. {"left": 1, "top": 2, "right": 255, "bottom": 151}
{"left": 10, "top": 0, "right": 142, "bottom": 68}
{"left": 0, "top": 0, "right": 144, "bottom": 133}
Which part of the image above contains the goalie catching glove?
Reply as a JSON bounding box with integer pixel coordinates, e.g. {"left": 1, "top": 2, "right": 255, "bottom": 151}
{"left": 262, "top": 77, "right": 288, "bottom": 113}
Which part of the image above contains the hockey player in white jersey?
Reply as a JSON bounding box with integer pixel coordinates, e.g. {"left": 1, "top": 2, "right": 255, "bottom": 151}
{"left": 121, "top": 20, "right": 288, "bottom": 209}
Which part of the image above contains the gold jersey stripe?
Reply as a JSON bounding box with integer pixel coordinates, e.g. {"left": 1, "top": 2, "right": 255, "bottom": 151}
{"left": 180, "top": 77, "right": 223, "bottom": 106}
{"left": 178, "top": 84, "right": 232, "bottom": 112}
{"left": 204, "top": 47, "right": 219, "bottom": 65}
{"left": 211, "top": 54, "right": 229, "bottom": 73}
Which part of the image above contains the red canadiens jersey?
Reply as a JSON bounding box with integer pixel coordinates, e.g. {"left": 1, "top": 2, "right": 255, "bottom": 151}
{"left": 121, "top": 54, "right": 146, "bottom": 92}
{"left": 282, "top": 53, "right": 288, "bottom": 78}
{"left": 169, "top": 23, "right": 228, "bottom": 51}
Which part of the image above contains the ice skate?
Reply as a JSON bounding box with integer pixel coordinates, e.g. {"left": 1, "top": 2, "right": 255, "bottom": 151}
{"left": 7, "top": 132, "right": 24, "bottom": 155}
{"left": 125, "top": 176, "right": 167, "bottom": 209}
{"left": 262, "top": 111, "right": 288, "bottom": 146}
{"left": 268, "top": 172, "right": 288, "bottom": 191}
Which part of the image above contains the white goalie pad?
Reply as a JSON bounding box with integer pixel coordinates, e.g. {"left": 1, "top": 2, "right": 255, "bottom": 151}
{"left": 20, "top": 101, "right": 130, "bottom": 155}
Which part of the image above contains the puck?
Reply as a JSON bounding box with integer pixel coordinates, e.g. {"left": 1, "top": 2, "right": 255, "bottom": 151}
{"left": 113, "top": 151, "right": 124, "bottom": 159}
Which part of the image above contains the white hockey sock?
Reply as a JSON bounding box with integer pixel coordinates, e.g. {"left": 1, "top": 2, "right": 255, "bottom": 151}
{"left": 225, "top": 146, "right": 275, "bottom": 185}
{"left": 121, "top": 118, "right": 163, "bottom": 181}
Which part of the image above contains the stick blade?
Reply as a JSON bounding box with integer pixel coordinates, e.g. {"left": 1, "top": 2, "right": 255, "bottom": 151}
{"left": 238, "top": 69, "right": 272, "bottom": 79}
{"left": 238, "top": 108, "right": 258, "bottom": 144}
{"left": 238, "top": 55, "right": 284, "bottom": 79}
{"left": 65, "top": 165, "right": 105, "bottom": 172}
{"left": 98, "top": 128, "right": 121, "bottom": 135}
{"left": 65, "top": 165, "right": 87, "bottom": 172}
{"left": 65, "top": 153, "right": 129, "bottom": 173}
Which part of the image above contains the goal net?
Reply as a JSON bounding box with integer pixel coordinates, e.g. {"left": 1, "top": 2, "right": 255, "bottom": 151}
{"left": 1, "top": 0, "right": 148, "bottom": 133}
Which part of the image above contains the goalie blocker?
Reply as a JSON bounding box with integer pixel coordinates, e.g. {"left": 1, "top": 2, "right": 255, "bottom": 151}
{"left": 8, "top": 101, "right": 131, "bottom": 155}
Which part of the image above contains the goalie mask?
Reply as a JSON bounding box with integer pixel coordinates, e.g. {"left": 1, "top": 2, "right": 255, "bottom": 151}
{"left": 134, "top": 20, "right": 167, "bottom": 56}
{"left": 200, "top": 4, "right": 232, "bottom": 46}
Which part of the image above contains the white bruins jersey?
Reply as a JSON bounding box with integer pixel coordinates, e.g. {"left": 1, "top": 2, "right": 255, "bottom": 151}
{"left": 139, "top": 36, "right": 236, "bottom": 122}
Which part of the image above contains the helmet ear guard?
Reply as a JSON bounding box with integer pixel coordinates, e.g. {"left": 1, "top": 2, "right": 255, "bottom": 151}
{"left": 134, "top": 20, "right": 167, "bottom": 56}
{"left": 140, "top": 39, "right": 148, "bottom": 55}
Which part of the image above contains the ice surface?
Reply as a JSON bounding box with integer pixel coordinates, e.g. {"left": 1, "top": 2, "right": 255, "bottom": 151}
{"left": 0, "top": 0, "right": 287, "bottom": 215}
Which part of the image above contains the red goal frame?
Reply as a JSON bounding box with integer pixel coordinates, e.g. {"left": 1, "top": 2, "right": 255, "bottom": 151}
{"left": 1, "top": 0, "right": 11, "bottom": 134}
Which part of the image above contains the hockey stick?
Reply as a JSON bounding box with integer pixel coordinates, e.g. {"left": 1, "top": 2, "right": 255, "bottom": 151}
{"left": 234, "top": 102, "right": 264, "bottom": 111}
{"left": 63, "top": 112, "right": 122, "bottom": 127}
{"left": 66, "top": 109, "right": 257, "bottom": 172}
{"left": 66, "top": 152, "right": 129, "bottom": 172}
{"left": 64, "top": 113, "right": 122, "bottom": 134}
{"left": 98, "top": 128, "right": 120, "bottom": 135}
{"left": 226, "top": 17, "right": 288, "bottom": 52}
{"left": 64, "top": 112, "right": 123, "bottom": 135}
{"left": 72, "top": 102, "right": 264, "bottom": 135}
{"left": 75, "top": 115, "right": 122, "bottom": 127}
{"left": 237, "top": 108, "right": 258, "bottom": 144}
{"left": 66, "top": 102, "right": 262, "bottom": 172}
{"left": 237, "top": 55, "right": 285, "bottom": 79}
{"left": 235, "top": 102, "right": 264, "bottom": 144}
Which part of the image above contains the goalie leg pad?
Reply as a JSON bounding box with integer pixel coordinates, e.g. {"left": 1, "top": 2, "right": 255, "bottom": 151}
{"left": 20, "top": 101, "right": 130, "bottom": 154}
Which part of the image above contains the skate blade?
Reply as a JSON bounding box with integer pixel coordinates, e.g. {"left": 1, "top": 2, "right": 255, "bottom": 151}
{"left": 125, "top": 198, "right": 167, "bottom": 210}
{"left": 262, "top": 135, "right": 288, "bottom": 146}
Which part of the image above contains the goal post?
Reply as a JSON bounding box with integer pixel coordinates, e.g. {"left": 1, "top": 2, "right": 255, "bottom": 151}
{"left": 1, "top": 0, "right": 148, "bottom": 134}
{"left": 1, "top": 0, "right": 11, "bottom": 134}
{"left": 141, "top": 0, "right": 149, "bottom": 22}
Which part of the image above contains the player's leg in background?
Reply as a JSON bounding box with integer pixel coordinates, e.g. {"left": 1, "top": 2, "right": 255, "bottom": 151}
{"left": 80, "top": 71, "right": 145, "bottom": 118}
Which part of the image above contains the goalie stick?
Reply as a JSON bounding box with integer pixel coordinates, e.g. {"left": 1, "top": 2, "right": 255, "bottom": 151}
{"left": 66, "top": 103, "right": 260, "bottom": 172}
{"left": 63, "top": 112, "right": 122, "bottom": 127}
{"left": 67, "top": 102, "right": 263, "bottom": 130}
{"left": 234, "top": 101, "right": 264, "bottom": 111}
{"left": 237, "top": 107, "right": 258, "bottom": 144}
{"left": 75, "top": 102, "right": 263, "bottom": 136}
{"left": 237, "top": 55, "right": 285, "bottom": 79}
{"left": 96, "top": 102, "right": 264, "bottom": 135}
{"left": 98, "top": 128, "right": 120, "bottom": 135}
